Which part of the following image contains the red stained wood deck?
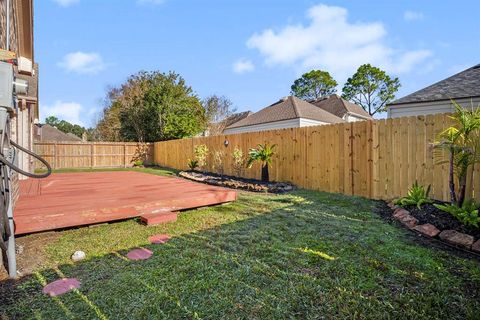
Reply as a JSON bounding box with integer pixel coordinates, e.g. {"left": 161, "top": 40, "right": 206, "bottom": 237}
{"left": 14, "top": 171, "right": 236, "bottom": 235}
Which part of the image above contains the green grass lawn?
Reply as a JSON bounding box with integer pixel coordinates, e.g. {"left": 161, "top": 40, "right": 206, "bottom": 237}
{"left": 2, "top": 167, "right": 480, "bottom": 319}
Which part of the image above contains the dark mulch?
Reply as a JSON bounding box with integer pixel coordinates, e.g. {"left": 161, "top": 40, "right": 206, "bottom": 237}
{"left": 404, "top": 201, "right": 480, "bottom": 239}
{"left": 179, "top": 171, "right": 295, "bottom": 193}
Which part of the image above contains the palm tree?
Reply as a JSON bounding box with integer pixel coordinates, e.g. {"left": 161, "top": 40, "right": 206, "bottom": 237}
{"left": 247, "top": 143, "right": 276, "bottom": 182}
{"left": 434, "top": 100, "right": 480, "bottom": 206}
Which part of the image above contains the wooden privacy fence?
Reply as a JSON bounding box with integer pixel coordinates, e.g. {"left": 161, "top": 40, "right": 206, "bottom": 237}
{"left": 34, "top": 141, "right": 154, "bottom": 169}
{"left": 154, "top": 113, "right": 475, "bottom": 202}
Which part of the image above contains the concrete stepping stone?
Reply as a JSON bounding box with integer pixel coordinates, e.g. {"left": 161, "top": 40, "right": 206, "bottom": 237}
{"left": 126, "top": 248, "right": 153, "bottom": 260}
{"left": 148, "top": 234, "right": 171, "bottom": 244}
{"left": 43, "top": 278, "right": 81, "bottom": 296}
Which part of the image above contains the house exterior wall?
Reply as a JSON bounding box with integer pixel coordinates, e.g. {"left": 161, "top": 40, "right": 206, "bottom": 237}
{"left": 344, "top": 114, "right": 367, "bottom": 122}
{"left": 224, "top": 118, "right": 327, "bottom": 135}
{"left": 1, "top": 0, "right": 36, "bottom": 179}
{"left": 388, "top": 97, "right": 480, "bottom": 118}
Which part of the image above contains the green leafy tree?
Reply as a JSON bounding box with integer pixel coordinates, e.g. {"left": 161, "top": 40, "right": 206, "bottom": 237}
{"left": 247, "top": 143, "right": 277, "bottom": 182}
{"left": 97, "top": 71, "right": 206, "bottom": 142}
{"left": 45, "top": 116, "right": 86, "bottom": 139}
{"left": 291, "top": 70, "right": 337, "bottom": 100}
{"left": 342, "top": 64, "right": 400, "bottom": 116}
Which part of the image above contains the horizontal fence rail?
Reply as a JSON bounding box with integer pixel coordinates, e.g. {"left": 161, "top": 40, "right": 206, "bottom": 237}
{"left": 153, "top": 114, "right": 474, "bottom": 202}
{"left": 33, "top": 141, "right": 154, "bottom": 170}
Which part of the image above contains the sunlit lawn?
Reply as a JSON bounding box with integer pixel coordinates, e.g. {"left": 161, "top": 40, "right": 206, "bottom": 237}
{"left": 2, "top": 168, "right": 480, "bottom": 319}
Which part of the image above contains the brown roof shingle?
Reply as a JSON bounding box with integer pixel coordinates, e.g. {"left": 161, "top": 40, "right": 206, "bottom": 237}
{"left": 35, "top": 124, "right": 82, "bottom": 142}
{"left": 310, "top": 95, "right": 371, "bottom": 119}
{"left": 226, "top": 96, "right": 344, "bottom": 129}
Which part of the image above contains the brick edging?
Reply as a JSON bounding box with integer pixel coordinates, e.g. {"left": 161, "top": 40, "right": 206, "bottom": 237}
{"left": 387, "top": 202, "right": 480, "bottom": 253}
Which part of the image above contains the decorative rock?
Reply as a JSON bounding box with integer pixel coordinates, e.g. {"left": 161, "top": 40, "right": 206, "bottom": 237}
{"left": 387, "top": 201, "right": 398, "bottom": 210}
{"left": 471, "top": 240, "right": 480, "bottom": 253}
{"left": 71, "top": 250, "right": 86, "bottom": 262}
{"left": 439, "top": 230, "right": 474, "bottom": 249}
{"left": 126, "top": 248, "right": 153, "bottom": 260}
{"left": 15, "top": 245, "right": 24, "bottom": 255}
{"left": 43, "top": 278, "right": 81, "bottom": 296}
{"left": 393, "top": 208, "right": 409, "bottom": 220}
{"left": 413, "top": 224, "right": 440, "bottom": 237}
{"left": 399, "top": 214, "right": 418, "bottom": 229}
{"left": 149, "top": 234, "right": 171, "bottom": 244}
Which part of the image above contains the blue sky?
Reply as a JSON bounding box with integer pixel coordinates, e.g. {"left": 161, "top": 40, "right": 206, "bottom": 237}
{"left": 36, "top": 0, "right": 480, "bottom": 127}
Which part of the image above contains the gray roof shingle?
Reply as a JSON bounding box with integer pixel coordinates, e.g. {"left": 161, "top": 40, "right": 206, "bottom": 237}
{"left": 226, "top": 96, "right": 344, "bottom": 129}
{"left": 390, "top": 64, "right": 480, "bottom": 105}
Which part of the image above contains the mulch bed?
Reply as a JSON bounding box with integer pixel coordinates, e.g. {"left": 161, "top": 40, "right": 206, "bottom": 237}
{"left": 405, "top": 201, "right": 480, "bottom": 239}
{"left": 178, "top": 171, "right": 295, "bottom": 193}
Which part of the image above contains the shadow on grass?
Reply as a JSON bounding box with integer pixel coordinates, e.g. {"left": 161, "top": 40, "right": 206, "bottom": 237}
{"left": 1, "top": 190, "right": 480, "bottom": 319}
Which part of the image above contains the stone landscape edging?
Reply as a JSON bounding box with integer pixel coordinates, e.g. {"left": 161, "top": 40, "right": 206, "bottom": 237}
{"left": 387, "top": 202, "right": 480, "bottom": 254}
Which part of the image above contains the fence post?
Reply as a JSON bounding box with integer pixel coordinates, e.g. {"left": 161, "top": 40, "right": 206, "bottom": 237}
{"left": 92, "top": 144, "right": 95, "bottom": 168}
{"left": 124, "top": 143, "right": 127, "bottom": 168}
{"left": 90, "top": 143, "right": 94, "bottom": 168}
{"left": 53, "top": 142, "right": 57, "bottom": 170}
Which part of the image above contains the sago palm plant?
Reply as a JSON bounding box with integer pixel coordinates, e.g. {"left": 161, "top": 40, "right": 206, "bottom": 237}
{"left": 247, "top": 143, "right": 277, "bottom": 182}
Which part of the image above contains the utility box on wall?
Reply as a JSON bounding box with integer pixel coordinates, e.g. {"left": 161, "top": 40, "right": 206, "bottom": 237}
{"left": 0, "top": 62, "right": 14, "bottom": 109}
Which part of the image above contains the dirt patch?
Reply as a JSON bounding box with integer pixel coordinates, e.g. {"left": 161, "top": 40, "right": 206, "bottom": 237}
{"left": 0, "top": 232, "right": 60, "bottom": 281}
{"left": 179, "top": 171, "right": 295, "bottom": 193}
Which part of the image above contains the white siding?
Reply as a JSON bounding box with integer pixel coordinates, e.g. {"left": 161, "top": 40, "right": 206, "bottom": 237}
{"left": 298, "top": 118, "right": 327, "bottom": 127}
{"left": 388, "top": 97, "right": 480, "bottom": 118}
{"left": 224, "top": 118, "right": 327, "bottom": 135}
{"left": 345, "top": 114, "right": 367, "bottom": 122}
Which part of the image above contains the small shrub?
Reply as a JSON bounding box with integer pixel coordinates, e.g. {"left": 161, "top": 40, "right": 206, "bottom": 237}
{"left": 132, "top": 159, "right": 144, "bottom": 167}
{"left": 187, "top": 159, "right": 198, "bottom": 171}
{"left": 434, "top": 200, "right": 480, "bottom": 228}
{"left": 232, "top": 147, "right": 245, "bottom": 177}
{"left": 394, "top": 182, "right": 432, "bottom": 209}
{"left": 212, "top": 150, "right": 225, "bottom": 176}
{"left": 194, "top": 144, "right": 209, "bottom": 171}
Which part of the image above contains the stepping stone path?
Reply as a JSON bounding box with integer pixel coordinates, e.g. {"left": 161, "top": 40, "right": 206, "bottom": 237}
{"left": 43, "top": 278, "right": 81, "bottom": 296}
{"left": 126, "top": 248, "right": 153, "bottom": 260}
{"left": 149, "top": 234, "right": 171, "bottom": 244}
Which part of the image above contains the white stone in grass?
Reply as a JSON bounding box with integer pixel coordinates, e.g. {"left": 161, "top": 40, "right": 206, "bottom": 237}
{"left": 71, "top": 250, "right": 86, "bottom": 262}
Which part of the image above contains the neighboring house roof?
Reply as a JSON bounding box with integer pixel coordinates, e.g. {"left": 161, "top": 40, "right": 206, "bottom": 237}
{"left": 226, "top": 96, "right": 344, "bottom": 130}
{"left": 223, "top": 111, "right": 253, "bottom": 128}
{"left": 205, "top": 111, "right": 252, "bottom": 136}
{"left": 35, "top": 124, "right": 82, "bottom": 142}
{"left": 390, "top": 64, "right": 480, "bottom": 106}
{"left": 310, "top": 95, "right": 371, "bottom": 119}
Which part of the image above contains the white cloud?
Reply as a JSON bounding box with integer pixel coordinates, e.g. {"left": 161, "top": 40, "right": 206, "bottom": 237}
{"left": 233, "top": 59, "right": 255, "bottom": 74}
{"left": 404, "top": 11, "right": 424, "bottom": 21}
{"left": 52, "top": 0, "right": 79, "bottom": 7}
{"left": 137, "top": 0, "right": 165, "bottom": 5}
{"left": 58, "top": 52, "right": 106, "bottom": 74}
{"left": 41, "top": 101, "right": 85, "bottom": 126}
{"left": 246, "top": 4, "right": 432, "bottom": 82}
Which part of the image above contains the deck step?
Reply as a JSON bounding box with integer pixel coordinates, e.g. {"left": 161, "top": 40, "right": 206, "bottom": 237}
{"left": 140, "top": 211, "right": 177, "bottom": 226}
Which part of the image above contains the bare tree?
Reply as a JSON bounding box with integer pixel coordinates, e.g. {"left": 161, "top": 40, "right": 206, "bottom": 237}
{"left": 202, "top": 95, "right": 236, "bottom": 135}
